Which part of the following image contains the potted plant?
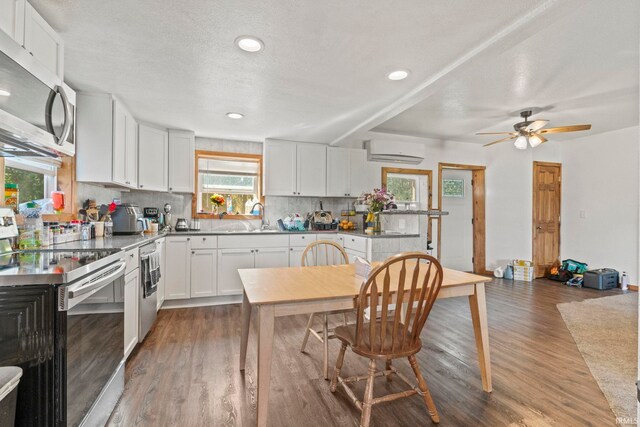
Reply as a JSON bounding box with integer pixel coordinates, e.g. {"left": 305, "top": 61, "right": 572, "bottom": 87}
{"left": 209, "top": 193, "right": 225, "bottom": 215}
{"left": 358, "top": 188, "right": 394, "bottom": 232}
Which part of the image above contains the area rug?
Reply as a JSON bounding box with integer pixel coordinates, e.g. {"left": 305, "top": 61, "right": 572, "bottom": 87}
{"left": 557, "top": 293, "right": 638, "bottom": 425}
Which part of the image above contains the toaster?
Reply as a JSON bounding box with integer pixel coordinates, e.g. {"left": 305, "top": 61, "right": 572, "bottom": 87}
{"left": 112, "top": 203, "right": 144, "bottom": 235}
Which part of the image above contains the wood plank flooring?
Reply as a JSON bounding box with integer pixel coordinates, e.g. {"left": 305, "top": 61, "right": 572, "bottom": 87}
{"left": 107, "top": 279, "right": 624, "bottom": 426}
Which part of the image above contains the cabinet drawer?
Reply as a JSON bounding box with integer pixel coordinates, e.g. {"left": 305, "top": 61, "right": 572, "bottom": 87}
{"left": 342, "top": 234, "right": 367, "bottom": 253}
{"left": 125, "top": 248, "right": 139, "bottom": 275}
{"left": 289, "top": 234, "right": 317, "bottom": 247}
{"left": 218, "top": 234, "right": 289, "bottom": 249}
{"left": 189, "top": 235, "right": 218, "bottom": 250}
{"left": 345, "top": 248, "right": 367, "bottom": 264}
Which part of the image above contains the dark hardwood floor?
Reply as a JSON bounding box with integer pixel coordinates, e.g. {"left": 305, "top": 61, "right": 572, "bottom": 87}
{"left": 107, "top": 279, "right": 624, "bottom": 426}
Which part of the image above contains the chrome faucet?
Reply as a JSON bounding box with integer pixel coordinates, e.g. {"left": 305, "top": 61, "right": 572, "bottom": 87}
{"left": 251, "top": 203, "right": 270, "bottom": 230}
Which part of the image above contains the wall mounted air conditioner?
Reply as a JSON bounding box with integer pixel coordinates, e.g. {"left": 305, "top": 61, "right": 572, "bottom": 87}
{"left": 365, "top": 139, "right": 424, "bottom": 165}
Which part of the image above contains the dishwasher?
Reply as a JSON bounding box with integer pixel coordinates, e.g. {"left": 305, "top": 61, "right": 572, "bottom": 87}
{"left": 139, "top": 241, "right": 160, "bottom": 341}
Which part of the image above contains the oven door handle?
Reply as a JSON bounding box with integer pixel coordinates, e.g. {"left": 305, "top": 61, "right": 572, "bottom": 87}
{"left": 68, "top": 261, "right": 126, "bottom": 300}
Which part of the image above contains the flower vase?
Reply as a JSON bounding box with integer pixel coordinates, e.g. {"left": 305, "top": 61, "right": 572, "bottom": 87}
{"left": 373, "top": 213, "right": 381, "bottom": 233}
{"left": 212, "top": 205, "right": 219, "bottom": 215}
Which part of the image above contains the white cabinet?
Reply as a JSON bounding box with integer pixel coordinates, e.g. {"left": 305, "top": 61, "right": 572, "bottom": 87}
{"left": 264, "top": 139, "right": 326, "bottom": 196}
{"left": 124, "top": 269, "right": 139, "bottom": 358}
{"left": 76, "top": 93, "right": 138, "bottom": 189}
{"left": 0, "top": 0, "right": 25, "bottom": 44}
{"left": 297, "top": 143, "right": 326, "bottom": 196}
{"left": 157, "top": 238, "right": 166, "bottom": 310}
{"left": 168, "top": 130, "right": 195, "bottom": 193}
{"left": 23, "top": 2, "right": 63, "bottom": 80}
{"left": 138, "top": 124, "right": 169, "bottom": 191}
{"left": 345, "top": 248, "right": 366, "bottom": 264}
{"left": 264, "top": 140, "right": 297, "bottom": 196}
{"left": 289, "top": 247, "right": 305, "bottom": 267}
{"left": 164, "top": 236, "right": 191, "bottom": 299}
{"left": 327, "top": 147, "right": 367, "bottom": 197}
{"left": 217, "top": 249, "right": 255, "bottom": 296}
{"left": 190, "top": 249, "right": 217, "bottom": 298}
{"left": 255, "top": 247, "right": 289, "bottom": 268}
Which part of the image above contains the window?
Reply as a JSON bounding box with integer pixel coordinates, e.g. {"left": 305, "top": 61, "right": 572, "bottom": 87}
{"left": 4, "top": 158, "right": 57, "bottom": 207}
{"left": 381, "top": 167, "right": 432, "bottom": 210}
{"left": 193, "top": 151, "right": 262, "bottom": 218}
{"left": 442, "top": 178, "right": 464, "bottom": 198}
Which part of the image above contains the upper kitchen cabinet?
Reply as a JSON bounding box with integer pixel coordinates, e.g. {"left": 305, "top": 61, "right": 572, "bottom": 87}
{"left": 0, "top": 0, "right": 25, "bottom": 45}
{"left": 168, "top": 130, "right": 195, "bottom": 193}
{"left": 138, "top": 124, "right": 168, "bottom": 191}
{"left": 326, "top": 147, "right": 367, "bottom": 197}
{"left": 23, "top": 2, "right": 63, "bottom": 80}
{"left": 76, "top": 93, "right": 138, "bottom": 189}
{"left": 264, "top": 139, "right": 326, "bottom": 197}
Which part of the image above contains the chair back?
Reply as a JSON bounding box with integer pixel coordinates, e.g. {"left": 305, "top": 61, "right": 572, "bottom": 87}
{"left": 355, "top": 252, "right": 443, "bottom": 355}
{"left": 301, "top": 240, "right": 349, "bottom": 267}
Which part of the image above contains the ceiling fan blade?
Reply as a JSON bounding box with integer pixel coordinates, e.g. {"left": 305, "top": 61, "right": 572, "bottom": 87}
{"left": 539, "top": 124, "right": 591, "bottom": 134}
{"left": 476, "top": 131, "right": 516, "bottom": 135}
{"left": 483, "top": 135, "right": 517, "bottom": 147}
{"left": 525, "top": 120, "right": 549, "bottom": 132}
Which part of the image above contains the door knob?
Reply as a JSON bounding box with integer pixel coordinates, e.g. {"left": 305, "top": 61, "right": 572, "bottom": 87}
{"left": 536, "top": 226, "right": 543, "bottom": 230}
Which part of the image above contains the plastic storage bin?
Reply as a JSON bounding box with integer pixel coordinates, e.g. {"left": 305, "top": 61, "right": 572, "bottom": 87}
{"left": 0, "top": 367, "right": 22, "bottom": 427}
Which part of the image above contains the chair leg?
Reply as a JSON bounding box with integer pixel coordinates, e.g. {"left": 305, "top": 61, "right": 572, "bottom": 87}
{"left": 343, "top": 312, "right": 348, "bottom": 325}
{"left": 385, "top": 359, "right": 393, "bottom": 382}
{"left": 300, "top": 313, "right": 315, "bottom": 353}
{"left": 323, "top": 314, "right": 329, "bottom": 380}
{"left": 408, "top": 355, "right": 440, "bottom": 424}
{"left": 360, "top": 359, "right": 377, "bottom": 427}
{"left": 330, "top": 343, "right": 347, "bottom": 392}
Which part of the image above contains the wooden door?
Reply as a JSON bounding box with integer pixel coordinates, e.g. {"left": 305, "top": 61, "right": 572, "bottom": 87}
{"left": 164, "top": 237, "right": 191, "bottom": 299}
{"left": 532, "top": 162, "right": 561, "bottom": 278}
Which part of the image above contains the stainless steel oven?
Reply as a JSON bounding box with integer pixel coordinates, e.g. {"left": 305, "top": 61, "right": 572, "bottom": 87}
{"left": 58, "top": 257, "right": 126, "bottom": 427}
{"left": 0, "top": 47, "right": 75, "bottom": 158}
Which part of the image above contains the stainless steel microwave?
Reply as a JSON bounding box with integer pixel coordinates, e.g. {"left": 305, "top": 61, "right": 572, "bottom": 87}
{"left": 0, "top": 47, "right": 75, "bottom": 158}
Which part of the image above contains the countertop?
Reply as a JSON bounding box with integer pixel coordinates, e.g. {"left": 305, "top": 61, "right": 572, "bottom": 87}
{"left": 166, "top": 230, "right": 420, "bottom": 239}
{"left": 50, "top": 233, "right": 166, "bottom": 251}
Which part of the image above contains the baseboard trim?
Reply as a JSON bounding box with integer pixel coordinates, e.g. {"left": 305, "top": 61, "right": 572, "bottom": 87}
{"left": 161, "top": 294, "right": 242, "bottom": 309}
{"left": 628, "top": 284, "right": 638, "bottom": 291}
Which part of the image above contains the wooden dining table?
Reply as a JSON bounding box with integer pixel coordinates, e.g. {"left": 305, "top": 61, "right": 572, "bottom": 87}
{"left": 238, "top": 263, "right": 493, "bottom": 427}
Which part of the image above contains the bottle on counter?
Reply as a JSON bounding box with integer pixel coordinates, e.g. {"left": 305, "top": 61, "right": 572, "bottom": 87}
{"left": 104, "top": 214, "right": 113, "bottom": 238}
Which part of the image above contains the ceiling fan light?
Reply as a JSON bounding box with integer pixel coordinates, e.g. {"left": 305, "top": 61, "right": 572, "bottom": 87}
{"left": 514, "top": 135, "right": 528, "bottom": 150}
{"left": 528, "top": 134, "right": 543, "bottom": 148}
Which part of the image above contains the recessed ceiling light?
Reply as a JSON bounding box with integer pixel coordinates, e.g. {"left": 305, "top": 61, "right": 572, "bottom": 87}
{"left": 0, "top": 89, "right": 10, "bottom": 97}
{"left": 235, "top": 36, "right": 264, "bottom": 53}
{"left": 387, "top": 70, "right": 409, "bottom": 81}
{"left": 226, "top": 112, "right": 244, "bottom": 119}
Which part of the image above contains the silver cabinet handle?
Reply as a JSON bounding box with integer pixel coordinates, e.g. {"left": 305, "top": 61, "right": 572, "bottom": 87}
{"left": 250, "top": 249, "right": 254, "bottom": 253}
{"left": 192, "top": 251, "right": 195, "bottom": 254}
{"left": 255, "top": 249, "right": 259, "bottom": 253}
{"left": 203, "top": 237, "right": 206, "bottom": 241}
{"left": 139, "top": 185, "right": 143, "bottom": 188}
{"left": 290, "top": 248, "right": 293, "bottom": 251}
{"left": 187, "top": 237, "right": 190, "bottom": 241}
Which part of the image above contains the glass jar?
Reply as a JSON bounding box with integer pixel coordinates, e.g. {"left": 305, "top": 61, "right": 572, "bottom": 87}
{"left": 104, "top": 215, "right": 113, "bottom": 238}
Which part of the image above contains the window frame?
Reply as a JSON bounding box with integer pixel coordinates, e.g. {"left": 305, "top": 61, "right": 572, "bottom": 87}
{"left": 191, "top": 150, "right": 263, "bottom": 220}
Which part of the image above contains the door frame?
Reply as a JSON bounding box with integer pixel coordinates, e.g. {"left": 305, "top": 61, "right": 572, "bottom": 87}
{"left": 438, "top": 163, "right": 486, "bottom": 274}
{"left": 532, "top": 161, "right": 562, "bottom": 278}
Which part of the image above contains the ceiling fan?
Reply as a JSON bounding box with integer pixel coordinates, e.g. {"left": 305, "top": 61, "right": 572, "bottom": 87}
{"left": 477, "top": 110, "right": 591, "bottom": 149}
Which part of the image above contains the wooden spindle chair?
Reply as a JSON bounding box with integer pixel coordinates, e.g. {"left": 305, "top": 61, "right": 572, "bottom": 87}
{"left": 299, "top": 240, "right": 352, "bottom": 379}
{"left": 330, "top": 252, "right": 444, "bottom": 427}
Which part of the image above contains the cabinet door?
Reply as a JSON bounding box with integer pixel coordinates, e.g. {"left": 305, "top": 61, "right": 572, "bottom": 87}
{"left": 326, "top": 147, "right": 350, "bottom": 197}
{"left": 112, "top": 101, "right": 127, "bottom": 186}
{"left": 164, "top": 237, "right": 191, "bottom": 299}
{"left": 23, "top": 2, "right": 63, "bottom": 80}
{"left": 190, "top": 249, "right": 217, "bottom": 298}
{"left": 254, "top": 247, "right": 290, "bottom": 268}
{"left": 345, "top": 248, "right": 366, "bottom": 264}
{"left": 348, "top": 149, "right": 368, "bottom": 197}
{"left": 138, "top": 124, "right": 168, "bottom": 191}
{"left": 289, "top": 247, "right": 305, "bottom": 267}
{"left": 297, "top": 143, "right": 326, "bottom": 196}
{"left": 264, "top": 140, "right": 297, "bottom": 196}
{"left": 168, "top": 130, "right": 195, "bottom": 193}
{"left": 217, "top": 249, "right": 254, "bottom": 296}
{"left": 0, "top": 0, "right": 24, "bottom": 44}
{"left": 124, "top": 269, "right": 139, "bottom": 358}
{"left": 125, "top": 114, "right": 138, "bottom": 188}
{"left": 157, "top": 238, "right": 166, "bottom": 309}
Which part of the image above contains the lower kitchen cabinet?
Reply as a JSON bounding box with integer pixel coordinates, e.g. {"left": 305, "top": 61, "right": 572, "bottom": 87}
{"left": 345, "top": 248, "right": 366, "bottom": 263}
{"left": 124, "top": 269, "right": 139, "bottom": 358}
{"left": 254, "top": 247, "right": 289, "bottom": 268}
{"left": 289, "top": 247, "right": 305, "bottom": 267}
{"left": 217, "top": 249, "right": 254, "bottom": 296}
{"left": 165, "top": 236, "right": 191, "bottom": 300}
{"left": 190, "top": 249, "right": 217, "bottom": 298}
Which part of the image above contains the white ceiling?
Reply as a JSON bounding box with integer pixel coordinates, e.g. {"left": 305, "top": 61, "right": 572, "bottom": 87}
{"left": 371, "top": 0, "right": 640, "bottom": 144}
{"left": 30, "top": 0, "right": 639, "bottom": 145}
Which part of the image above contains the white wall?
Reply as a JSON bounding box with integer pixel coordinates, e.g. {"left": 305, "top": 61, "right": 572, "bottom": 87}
{"left": 560, "top": 126, "right": 639, "bottom": 283}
